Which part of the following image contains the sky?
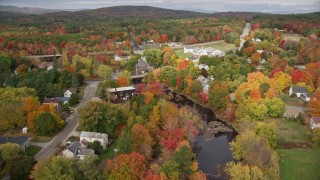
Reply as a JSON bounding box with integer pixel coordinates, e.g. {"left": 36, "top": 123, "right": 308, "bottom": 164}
{"left": 1, "top": 0, "right": 320, "bottom": 14}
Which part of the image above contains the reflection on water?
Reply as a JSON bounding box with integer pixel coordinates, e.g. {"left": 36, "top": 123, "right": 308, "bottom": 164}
{"left": 194, "top": 135, "right": 234, "bottom": 179}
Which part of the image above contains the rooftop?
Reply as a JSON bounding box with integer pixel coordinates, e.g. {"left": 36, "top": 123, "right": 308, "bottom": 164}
{"left": 68, "top": 141, "right": 82, "bottom": 153}
{"left": 43, "top": 98, "right": 59, "bottom": 104}
{"left": 77, "top": 148, "right": 94, "bottom": 156}
{"left": 0, "top": 136, "right": 28, "bottom": 146}
{"left": 107, "top": 86, "right": 135, "bottom": 93}
{"left": 80, "top": 131, "right": 108, "bottom": 139}
{"left": 291, "top": 86, "right": 307, "bottom": 93}
{"left": 136, "top": 59, "right": 148, "bottom": 66}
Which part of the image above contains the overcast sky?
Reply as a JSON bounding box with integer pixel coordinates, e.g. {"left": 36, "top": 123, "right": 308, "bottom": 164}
{"left": 1, "top": 0, "right": 320, "bottom": 13}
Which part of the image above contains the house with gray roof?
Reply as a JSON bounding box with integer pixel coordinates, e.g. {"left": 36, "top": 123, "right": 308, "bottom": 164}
{"left": 289, "top": 86, "right": 308, "bottom": 98}
{"left": 0, "top": 136, "right": 29, "bottom": 151}
{"left": 62, "top": 141, "right": 94, "bottom": 160}
{"left": 135, "top": 59, "right": 148, "bottom": 75}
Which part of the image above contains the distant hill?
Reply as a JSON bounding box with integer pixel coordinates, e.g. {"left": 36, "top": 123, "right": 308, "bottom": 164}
{"left": 0, "top": 5, "right": 63, "bottom": 15}
{"left": 46, "top": 6, "right": 210, "bottom": 20}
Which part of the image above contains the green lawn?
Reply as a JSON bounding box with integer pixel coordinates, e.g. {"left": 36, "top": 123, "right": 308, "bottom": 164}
{"left": 66, "top": 136, "right": 79, "bottom": 142}
{"left": 100, "top": 142, "right": 117, "bottom": 161}
{"left": 279, "top": 94, "right": 306, "bottom": 106}
{"left": 277, "top": 149, "right": 320, "bottom": 180}
{"left": 203, "top": 42, "right": 237, "bottom": 52}
{"left": 265, "top": 118, "right": 312, "bottom": 144}
{"left": 26, "top": 145, "right": 42, "bottom": 156}
{"left": 282, "top": 34, "right": 303, "bottom": 42}
{"left": 95, "top": 81, "right": 104, "bottom": 96}
{"left": 31, "top": 136, "right": 52, "bottom": 143}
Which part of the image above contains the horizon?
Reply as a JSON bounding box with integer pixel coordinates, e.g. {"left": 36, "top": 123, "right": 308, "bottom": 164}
{"left": 1, "top": 0, "right": 320, "bottom": 14}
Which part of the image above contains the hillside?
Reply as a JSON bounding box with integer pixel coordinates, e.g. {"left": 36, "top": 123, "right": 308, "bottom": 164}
{"left": 0, "top": 5, "right": 61, "bottom": 15}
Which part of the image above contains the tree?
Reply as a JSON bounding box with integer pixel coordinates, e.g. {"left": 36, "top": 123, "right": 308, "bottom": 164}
{"left": 0, "top": 143, "right": 21, "bottom": 161}
{"left": 116, "top": 129, "right": 132, "bottom": 154}
{"left": 131, "top": 124, "right": 153, "bottom": 159}
{"left": 69, "top": 93, "right": 80, "bottom": 106}
{"left": 76, "top": 155, "right": 104, "bottom": 180}
{"left": 255, "top": 123, "right": 277, "bottom": 148}
{"left": 248, "top": 102, "right": 268, "bottom": 121}
{"left": 87, "top": 141, "right": 103, "bottom": 155}
{"left": 273, "top": 72, "right": 292, "bottom": 92}
{"left": 0, "top": 103, "right": 25, "bottom": 131}
{"left": 307, "top": 88, "right": 320, "bottom": 117}
{"left": 31, "top": 156, "right": 75, "bottom": 180}
{"left": 79, "top": 101, "right": 127, "bottom": 137}
{"left": 0, "top": 54, "right": 12, "bottom": 87}
{"left": 312, "top": 129, "right": 320, "bottom": 149}
{"left": 264, "top": 98, "right": 285, "bottom": 118}
{"left": 173, "top": 145, "right": 195, "bottom": 177}
{"left": 97, "top": 65, "right": 112, "bottom": 79}
{"left": 143, "top": 49, "right": 163, "bottom": 68}
{"left": 208, "top": 82, "right": 230, "bottom": 109}
{"left": 0, "top": 143, "right": 33, "bottom": 180}
{"left": 225, "top": 162, "right": 264, "bottom": 180}
{"left": 35, "top": 112, "right": 57, "bottom": 135}
{"left": 105, "top": 152, "right": 148, "bottom": 179}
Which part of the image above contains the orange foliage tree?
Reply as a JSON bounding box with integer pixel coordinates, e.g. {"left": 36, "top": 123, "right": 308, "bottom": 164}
{"left": 307, "top": 88, "right": 320, "bottom": 117}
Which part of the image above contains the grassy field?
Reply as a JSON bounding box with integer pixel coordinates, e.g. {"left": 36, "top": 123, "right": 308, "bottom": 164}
{"left": 282, "top": 34, "right": 303, "bottom": 42}
{"left": 95, "top": 81, "right": 104, "bottom": 96}
{"left": 66, "top": 135, "right": 79, "bottom": 142}
{"left": 31, "top": 136, "right": 52, "bottom": 143}
{"left": 279, "top": 94, "right": 306, "bottom": 107}
{"left": 26, "top": 145, "right": 42, "bottom": 156}
{"left": 265, "top": 118, "right": 312, "bottom": 144}
{"left": 277, "top": 149, "right": 320, "bottom": 180}
{"left": 203, "top": 42, "right": 237, "bottom": 52}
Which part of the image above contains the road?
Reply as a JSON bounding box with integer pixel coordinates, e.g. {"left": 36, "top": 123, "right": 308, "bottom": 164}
{"left": 285, "top": 105, "right": 307, "bottom": 112}
{"left": 239, "top": 22, "right": 251, "bottom": 50}
{"left": 34, "top": 81, "right": 99, "bottom": 161}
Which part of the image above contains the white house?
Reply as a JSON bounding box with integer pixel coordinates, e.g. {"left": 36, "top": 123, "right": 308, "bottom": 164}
{"left": 64, "top": 88, "right": 77, "bottom": 98}
{"left": 301, "top": 93, "right": 311, "bottom": 102}
{"left": 80, "top": 131, "right": 108, "bottom": 149}
{"left": 310, "top": 117, "right": 320, "bottom": 129}
{"left": 289, "top": 86, "right": 308, "bottom": 98}
{"left": 62, "top": 141, "right": 95, "bottom": 160}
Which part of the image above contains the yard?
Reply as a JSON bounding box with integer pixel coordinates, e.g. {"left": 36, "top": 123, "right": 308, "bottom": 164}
{"left": 277, "top": 149, "right": 320, "bottom": 180}
{"left": 279, "top": 94, "right": 306, "bottom": 107}
{"left": 282, "top": 34, "right": 303, "bottom": 42}
{"left": 265, "top": 118, "right": 312, "bottom": 145}
{"left": 26, "top": 145, "right": 42, "bottom": 156}
{"left": 31, "top": 136, "right": 52, "bottom": 143}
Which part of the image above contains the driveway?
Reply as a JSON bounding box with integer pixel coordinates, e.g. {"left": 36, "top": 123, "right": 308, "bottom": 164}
{"left": 34, "top": 81, "right": 100, "bottom": 161}
{"left": 239, "top": 22, "right": 251, "bottom": 50}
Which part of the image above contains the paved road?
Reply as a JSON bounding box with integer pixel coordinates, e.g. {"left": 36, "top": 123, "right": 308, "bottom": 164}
{"left": 34, "top": 81, "right": 99, "bottom": 161}
{"left": 239, "top": 22, "right": 251, "bottom": 50}
{"left": 285, "top": 105, "right": 307, "bottom": 112}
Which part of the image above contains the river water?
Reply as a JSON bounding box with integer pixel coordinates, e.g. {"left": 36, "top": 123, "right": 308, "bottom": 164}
{"left": 166, "top": 90, "right": 236, "bottom": 179}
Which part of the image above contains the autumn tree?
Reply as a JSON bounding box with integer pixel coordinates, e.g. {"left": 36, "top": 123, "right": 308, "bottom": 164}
{"left": 105, "top": 152, "right": 148, "bottom": 179}
{"left": 131, "top": 124, "right": 153, "bottom": 159}
{"left": 264, "top": 98, "right": 285, "bottom": 118}
{"left": 273, "top": 71, "right": 292, "bottom": 92}
{"left": 208, "top": 82, "right": 230, "bottom": 109}
{"left": 307, "top": 88, "right": 320, "bottom": 117}
{"left": 97, "top": 64, "right": 112, "bottom": 79}
{"left": 225, "top": 162, "right": 264, "bottom": 180}
{"left": 79, "top": 101, "right": 127, "bottom": 137}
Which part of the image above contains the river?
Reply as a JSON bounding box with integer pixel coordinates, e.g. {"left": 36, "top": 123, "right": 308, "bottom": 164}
{"left": 166, "top": 90, "right": 236, "bottom": 179}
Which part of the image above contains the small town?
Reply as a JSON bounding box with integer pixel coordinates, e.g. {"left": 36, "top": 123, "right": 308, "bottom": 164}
{"left": 0, "top": 1, "right": 319, "bottom": 180}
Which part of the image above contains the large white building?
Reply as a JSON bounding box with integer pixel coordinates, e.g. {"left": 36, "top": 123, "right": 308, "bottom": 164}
{"left": 183, "top": 46, "right": 223, "bottom": 57}
{"left": 80, "top": 131, "right": 108, "bottom": 149}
